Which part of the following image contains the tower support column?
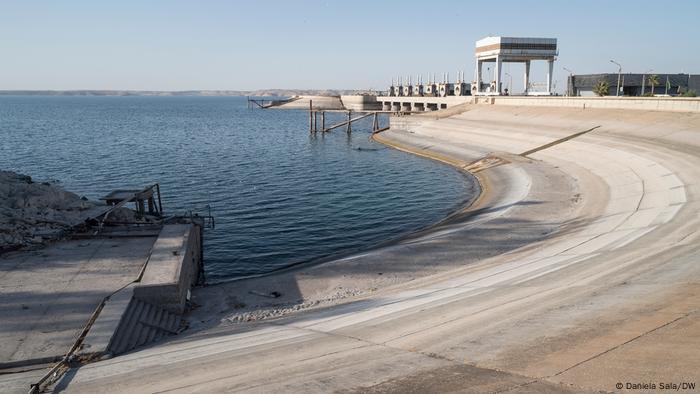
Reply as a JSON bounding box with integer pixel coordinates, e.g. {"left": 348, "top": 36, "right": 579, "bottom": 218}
{"left": 476, "top": 60, "right": 483, "bottom": 94}
{"left": 495, "top": 56, "right": 502, "bottom": 94}
{"left": 547, "top": 60, "right": 554, "bottom": 94}
{"left": 524, "top": 60, "right": 531, "bottom": 95}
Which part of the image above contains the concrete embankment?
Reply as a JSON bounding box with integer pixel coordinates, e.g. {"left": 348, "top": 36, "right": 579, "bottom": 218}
{"left": 30, "top": 104, "right": 700, "bottom": 393}
{"left": 268, "top": 95, "right": 345, "bottom": 110}
{"left": 377, "top": 94, "right": 700, "bottom": 113}
{"left": 268, "top": 94, "right": 382, "bottom": 111}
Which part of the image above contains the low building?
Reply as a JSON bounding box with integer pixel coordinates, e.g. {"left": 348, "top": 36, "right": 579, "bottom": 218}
{"left": 567, "top": 73, "right": 700, "bottom": 96}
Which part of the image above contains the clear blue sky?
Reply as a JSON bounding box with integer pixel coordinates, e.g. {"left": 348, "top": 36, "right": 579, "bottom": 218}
{"left": 2, "top": 0, "right": 698, "bottom": 92}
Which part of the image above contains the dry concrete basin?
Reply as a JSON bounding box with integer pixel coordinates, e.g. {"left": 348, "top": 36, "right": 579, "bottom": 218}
{"left": 23, "top": 104, "right": 700, "bottom": 393}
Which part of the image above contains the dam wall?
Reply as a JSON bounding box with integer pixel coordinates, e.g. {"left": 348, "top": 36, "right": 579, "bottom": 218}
{"left": 340, "top": 95, "right": 382, "bottom": 111}
{"left": 481, "top": 95, "right": 700, "bottom": 112}
{"left": 378, "top": 95, "right": 700, "bottom": 113}
{"left": 50, "top": 100, "right": 700, "bottom": 394}
{"left": 377, "top": 96, "right": 471, "bottom": 112}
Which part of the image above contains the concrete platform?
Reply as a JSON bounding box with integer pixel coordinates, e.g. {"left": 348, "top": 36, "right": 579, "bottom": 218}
{"left": 270, "top": 95, "right": 344, "bottom": 110}
{"left": 0, "top": 237, "right": 156, "bottom": 367}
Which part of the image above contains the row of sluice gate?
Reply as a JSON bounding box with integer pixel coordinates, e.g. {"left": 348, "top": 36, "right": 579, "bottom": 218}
{"left": 387, "top": 72, "right": 475, "bottom": 97}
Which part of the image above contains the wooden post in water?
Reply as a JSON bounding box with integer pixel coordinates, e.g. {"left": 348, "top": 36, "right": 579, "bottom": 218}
{"left": 346, "top": 110, "right": 352, "bottom": 133}
{"left": 321, "top": 111, "right": 325, "bottom": 131}
{"left": 309, "top": 100, "right": 313, "bottom": 132}
{"left": 372, "top": 112, "right": 378, "bottom": 132}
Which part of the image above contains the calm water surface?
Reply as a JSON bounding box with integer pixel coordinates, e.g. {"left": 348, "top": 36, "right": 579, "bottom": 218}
{"left": 0, "top": 96, "right": 479, "bottom": 281}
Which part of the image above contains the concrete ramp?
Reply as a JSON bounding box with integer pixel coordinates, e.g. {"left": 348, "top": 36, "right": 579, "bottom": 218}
{"left": 80, "top": 224, "right": 200, "bottom": 358}
{"left": 107, "top": 297, "right": 181, "bottom": 355}
{"left": 270, "top": 95, "right": 345, "bottom": 110}
{"left": 0, "top": 221, "right": 203, "bottom": 392}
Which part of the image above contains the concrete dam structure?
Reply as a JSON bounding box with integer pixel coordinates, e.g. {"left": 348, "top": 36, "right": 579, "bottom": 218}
{"left": 6, "top": 98, "right": 696, "bottom": 393}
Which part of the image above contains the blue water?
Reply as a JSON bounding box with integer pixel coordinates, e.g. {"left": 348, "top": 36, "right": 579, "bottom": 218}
{"left": 0, "top": 96, "right": 479, "bottom": 281}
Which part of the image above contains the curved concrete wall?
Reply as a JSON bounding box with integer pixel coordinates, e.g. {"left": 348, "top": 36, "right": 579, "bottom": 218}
{"left": 485, "top": 96, "right": 700, "bottom": 112}
{"left": 340, "top": 95, "right": 382, "bottom": 111}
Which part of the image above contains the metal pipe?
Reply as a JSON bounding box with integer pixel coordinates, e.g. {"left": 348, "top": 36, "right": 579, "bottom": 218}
{"left": 563, "top": 67, "right": 574, "bottom": 96}
{"left": 610, "top": 59, "right": 622, "bottom": 96}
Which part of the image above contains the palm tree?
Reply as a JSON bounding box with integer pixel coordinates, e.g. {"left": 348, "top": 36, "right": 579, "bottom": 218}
{"left": 647, "top": 74, "right": 660, "bottom": 96}
{"left": 593, "top": 80, "right": 610, "bottom": 96}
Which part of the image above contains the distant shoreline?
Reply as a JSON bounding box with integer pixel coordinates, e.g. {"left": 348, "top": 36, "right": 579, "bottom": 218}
{"left": 0, "top": 89, "right": 373, "bottom": 97}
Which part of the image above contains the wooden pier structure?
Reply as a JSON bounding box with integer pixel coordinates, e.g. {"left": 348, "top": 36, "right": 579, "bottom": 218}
{"left": 307, "top": 99, "right": 395, "bottom": 134}
{"left": 248, "top": 97, "right": 422, "bottom": 134}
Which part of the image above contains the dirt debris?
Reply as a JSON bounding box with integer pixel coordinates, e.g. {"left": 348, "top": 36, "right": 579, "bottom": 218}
{"left": 0, "top": 170, "right": 99, "bottom": 252}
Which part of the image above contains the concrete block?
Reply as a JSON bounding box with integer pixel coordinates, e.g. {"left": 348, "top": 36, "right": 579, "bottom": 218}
{"left": 134, "top": 224, "right": 202, "bottom": 314}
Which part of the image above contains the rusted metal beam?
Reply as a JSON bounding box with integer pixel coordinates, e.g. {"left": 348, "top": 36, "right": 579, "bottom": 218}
{"left": 322, "top": 112, "right": 374, "bottom": 132}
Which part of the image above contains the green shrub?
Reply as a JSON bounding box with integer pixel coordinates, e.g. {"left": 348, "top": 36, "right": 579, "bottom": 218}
{"left": 681, "top": 89, "right": 697, "bottom": 97}
{"left": 647, "top": 74, "right": 660, "bottom": 94}
{"left": 593, "top": 80, "right": 609, "bottom": 96}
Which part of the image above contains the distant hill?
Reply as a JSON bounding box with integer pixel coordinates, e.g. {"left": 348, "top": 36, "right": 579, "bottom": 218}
{"left": 0, "top": 89, "right": 378, "bottom": 97}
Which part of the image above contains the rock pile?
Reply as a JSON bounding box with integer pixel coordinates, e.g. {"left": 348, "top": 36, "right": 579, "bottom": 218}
{"left": 0, "top": 170, "right": 98, "bottom": 252}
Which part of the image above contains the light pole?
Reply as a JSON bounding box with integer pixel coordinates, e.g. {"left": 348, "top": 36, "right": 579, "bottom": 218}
{"left": 610, "top": 60, "right": 622, "bottom": 97}
{"left": 563, "top": 67, "right": 574, "bottom": 96}
{"left": 504, "top": 72, "right": 512, "bottom": 94}
{"left": 641, "top": 69, "right": 652, "bottom": 96}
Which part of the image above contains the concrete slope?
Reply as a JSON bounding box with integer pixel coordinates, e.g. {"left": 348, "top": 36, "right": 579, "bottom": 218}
{"left": 52, "top": 106, "right": 700, "bottom": 393}
{"left": 0, "top": 237, "right": 154, "bottom": 366}
{"left": 270, "top": 95, "right": 345, "bottom": 110}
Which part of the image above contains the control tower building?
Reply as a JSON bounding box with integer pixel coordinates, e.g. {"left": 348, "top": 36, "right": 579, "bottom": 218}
{"left": 473, "top": 36, "right": 558, "bottom": 96}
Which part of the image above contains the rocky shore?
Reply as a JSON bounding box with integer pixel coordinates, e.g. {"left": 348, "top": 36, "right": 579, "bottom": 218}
{"left": 0, "top": 170, "right": 99, "bottom": 252}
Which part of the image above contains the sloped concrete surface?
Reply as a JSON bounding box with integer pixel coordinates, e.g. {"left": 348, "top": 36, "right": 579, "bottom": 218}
{"left": 52, "top": 106, "right": 700, "bottom": 393}
{"left": 0, "top": 237, "right": 155, "bottom": 366}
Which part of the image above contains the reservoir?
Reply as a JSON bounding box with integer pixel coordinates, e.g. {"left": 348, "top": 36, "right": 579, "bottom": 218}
{"left": 0, "top": 95, "right": 479, "bottom": 281}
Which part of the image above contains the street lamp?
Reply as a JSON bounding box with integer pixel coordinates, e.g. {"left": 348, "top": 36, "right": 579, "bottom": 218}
{"left": 641, "top": 69, "right": 653, "bottom": 96}
{"left": 610, "top": 60, "right": 622, "bottom": 97}
{"left": 504, "top": 72, "right": 512, "bottom": 94}
{"left": 563, "top": 67, "right": 574, "bottom": 96}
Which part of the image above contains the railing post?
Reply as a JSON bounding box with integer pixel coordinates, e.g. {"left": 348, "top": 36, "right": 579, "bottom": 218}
{"left": 309, "top": 100, "right": 313, "bottom": 132}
